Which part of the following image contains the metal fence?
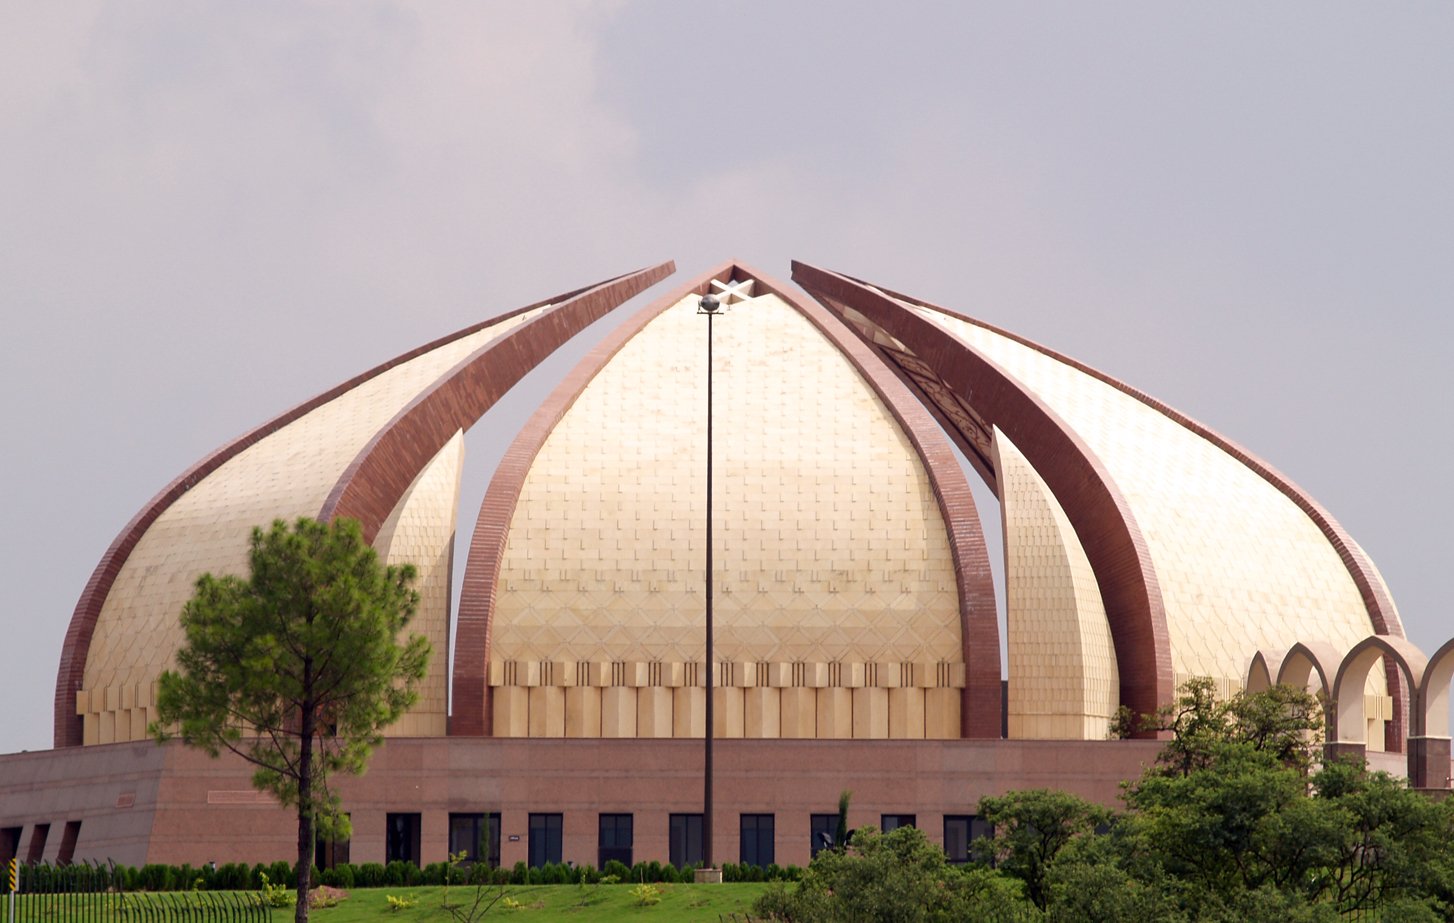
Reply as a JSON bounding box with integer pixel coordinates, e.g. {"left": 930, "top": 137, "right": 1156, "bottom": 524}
{"left": 6, "top": 861, "right": 271, "bottom": 923}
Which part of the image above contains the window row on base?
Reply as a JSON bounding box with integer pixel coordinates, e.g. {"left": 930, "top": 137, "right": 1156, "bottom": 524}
{"left": 360, "top": 812, "right": 994, "bottom": 869}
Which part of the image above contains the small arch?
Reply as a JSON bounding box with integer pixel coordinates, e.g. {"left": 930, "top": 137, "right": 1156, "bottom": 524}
{"left": 1276, "top": 640, "right": 1343, "bottom": 699}
{"left": 1332, "top": 635, "right": 1426, "bottom": 745}
{"left": 1245, "top": 649, "right": 1284, "bottom": 694}
{"left": 1417, "top": 638, "right": 1454, "bottom": 740}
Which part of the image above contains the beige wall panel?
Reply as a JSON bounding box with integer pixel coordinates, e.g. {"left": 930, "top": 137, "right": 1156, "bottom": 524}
{"left": 493, "top": 687, "right": 530, "bottom": 738}
{"left": 82, "top": 308, "right": 548, "bottom": 742}
{"left": 744, "top": 688, "right": 782, "bottom": 738}
{"left": 817, "top": 688, "right": 854, "bottom": 739}
{"left": 779, "top": 688, "right": 817, "bottom": 739}
{"left": 600, "top": 687, "right": 636, "bottom": 738}
{"left": 888, "top": 688, "right": 926, "bottom": 739}
{"left": 376, "top": 431, "right": 464, "bottom": 738}
{"left": 564, "top": 687, "right": 601, "bottom": 738}
{"left": 852, "top": 688, "right": 889, "bottom": 739}
{"left": 636, "top": 687, "right": 673, "bottom": 739}
{"left": 918, "top": 306, "right": 1386, "bottom": 695}
{"left": 673, "top": 687, "right": 705, "bottom": 738}
{"left": 714, "top": 687, "right": 745, "bottom": 739}
{"left": 994, "top": 430, "right": 1120, "bottom": 740}
{"left": 491, "top": 293, "right": 965, "bottom": 740}
{"left": 527, "top": 686, "right": 565, "bottom": 738}
{"left": 924, "top": 688, "right": 961, "bottom": 739}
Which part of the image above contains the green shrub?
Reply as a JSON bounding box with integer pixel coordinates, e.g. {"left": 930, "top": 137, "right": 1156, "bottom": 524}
{"left": 385, "top": 894, "right": 416, "bottom": 912}
{"left": 602, "top": 860, "right": 631, "bottom": 881}
{"left": 257, "top": 872, "right": 292, "bottom": 908}
{"left": 422, "top": 861, "right": 449, "bottom": 886}
{"left": 138, "top": 864, "right": 173, "bottom": 891}
{"left": 383, "top": 860, "right": 420, "bottom": 886}
{"left": 357, "top": 862, "right": 387, "bottom": 887}
{"left": 630, "top": 882, "right": 661, "bottom": 906}
{"left": 214, "top": 862, "right": 252, "bottom": 890}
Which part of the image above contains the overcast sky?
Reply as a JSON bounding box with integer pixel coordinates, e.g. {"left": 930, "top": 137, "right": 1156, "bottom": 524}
{"left": 2, "top": 3, "right": 1450, "bottom": 755}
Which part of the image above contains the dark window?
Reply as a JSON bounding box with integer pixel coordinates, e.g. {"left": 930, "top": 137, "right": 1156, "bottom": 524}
{"left": 740, "top": 814, "right": 774, "bottom": 867}
{"left": 943, "top": 815, "right": 993, "bottom": 864}
{"left": 56, "top": 821, "right": 82, "bottom": 865}
{"left": 25, "top": 824, "right": 49, "bottom": 863}
{"left": 669, "top": 814, "right": 703, "bottom": 868}
{"left": 528, "top": 814, "right": 563, "bottom": 868}
{"left": 598, "top": 814, "right": 633, "bottom": 868}
{"left": 449, "top": 813, "right": 500, "bottom": 867}
{"left": 810, "top": 814, "right": 838, "bottom": 857}
{"left": 316, "top": 813, "right": 351, "bottom": 869}
{"left": 1, "top": 827, "right": 22, "bottom": 867}
{"left": 881, "top": 814, "right": 916, "bottom": 833}
{"left": 385, "top": 813, "right": 421, "bottom": 866}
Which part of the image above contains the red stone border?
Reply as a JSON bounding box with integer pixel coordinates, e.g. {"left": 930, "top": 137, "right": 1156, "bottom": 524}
{"left": 452, "top": 262, "right": 740, "bottom": 735}
{"left": 742, "top": 262, "right": 1001, "bottom": 738}
{"left": 319, "top": 264, "right": 674, "bottom": 538}
{"left": 792, "top": 261, "right": 1175, "bottom": 726}
{"left": 847, "top": 272, "right": 1409, "bottom": 749}
{"left": 53, "top": 266, "right": 670, "bottom": 749}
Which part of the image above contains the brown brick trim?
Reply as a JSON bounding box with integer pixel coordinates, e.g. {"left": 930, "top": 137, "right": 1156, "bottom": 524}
{"left": 452, "top": 262, "right": 739, "bottom": 735}
{"left": 792, "top": 261, "right": 1174, "bottom": 725}
{"left": 740, "top": 262, "right": 1001, "bottom": 738}
{"left": 53, "top": 268, "right": 667, "bottom": 749}
{"left": 848, "top": 274, "right": 1408, "bottom": 748}
{"left": 319, "top": 263, "right": 674, "bottom": 539}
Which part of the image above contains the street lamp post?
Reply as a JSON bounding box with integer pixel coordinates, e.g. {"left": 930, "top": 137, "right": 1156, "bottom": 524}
{"left": 697, "top": 292, "right": 721, "bottom": 874}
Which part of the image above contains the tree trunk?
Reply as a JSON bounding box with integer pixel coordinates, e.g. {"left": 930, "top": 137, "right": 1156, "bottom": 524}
{"left": 296, "top": 691, "right": 315, "bottom": 923}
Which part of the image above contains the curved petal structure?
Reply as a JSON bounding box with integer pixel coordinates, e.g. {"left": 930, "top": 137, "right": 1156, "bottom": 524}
{"left": 992, "top": 428, "right": 1119, "bottom": 738}
{"left": 54, "top": 264, "right": 672, "bottom": 748}
{"left": 455, "top": 263, "right": 1000, "bottom": 740}
{"left": 792, "top": 261, "right": 1404, "bottom": 743}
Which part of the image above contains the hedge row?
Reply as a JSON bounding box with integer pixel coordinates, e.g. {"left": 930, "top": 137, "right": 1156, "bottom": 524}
{"left": 17, "top": 858, "right": 802, "bottom": 892}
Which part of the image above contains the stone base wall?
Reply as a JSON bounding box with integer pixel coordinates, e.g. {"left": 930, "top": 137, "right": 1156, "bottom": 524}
{"left": 4, "top": 736, "right": 1178, "bottom": 868}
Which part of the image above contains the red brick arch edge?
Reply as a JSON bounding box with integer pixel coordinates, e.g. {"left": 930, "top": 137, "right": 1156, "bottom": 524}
{"left": 53, "top": 265, "right": 672, "bottom": 749}
{"left": 792, "top": 261, "right": 1175, "bottom": 725}
{"left": 844, "top": 272, "right": 1408, "bottom": 749}
{"left": 450, "top": 261, "right": 1003, "bottom": 738}
{"left": 318, "top": 263, "right": 674, "bottom": 539}
{"left": 451, "top": 263, "right": 733, "bottom": 735}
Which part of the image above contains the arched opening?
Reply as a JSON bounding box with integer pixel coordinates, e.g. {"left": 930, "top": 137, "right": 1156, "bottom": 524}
{"left": 1332, "top": 636, "right": 1424, "bottom": 771}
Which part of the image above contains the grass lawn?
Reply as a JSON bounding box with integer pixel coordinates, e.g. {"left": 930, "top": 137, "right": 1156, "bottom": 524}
{"left": 304, "top": 883, "right": 775, "bottom": 921}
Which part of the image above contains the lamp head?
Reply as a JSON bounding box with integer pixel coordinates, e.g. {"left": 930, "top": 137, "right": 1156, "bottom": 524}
{"left": 699, "top": 294, "right": 721, "bottom": 314}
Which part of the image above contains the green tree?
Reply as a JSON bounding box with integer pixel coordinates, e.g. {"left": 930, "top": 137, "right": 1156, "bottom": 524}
{"left": 1127, "top": 677, "right": 1324, "bottom": 777}
{"left": 974, "top": 789, "right": 1111, "bottom": 911}
{"left": 1112, "top": 679, "right": 1454, "bottom": 918}
{"left": 151, "top": 518, "right": 430, "bottom": 923}
{"left": 754, "top": 824, "right": 1030, "bottom": 922}
{"left": 834, "top": 789, "right": 852, "bottom": 851}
